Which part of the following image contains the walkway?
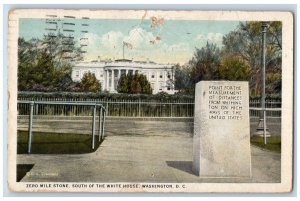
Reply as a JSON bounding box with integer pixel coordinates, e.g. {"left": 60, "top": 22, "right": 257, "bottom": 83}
{"left": 17, "top": 121, "right": 280, "bottom": 183}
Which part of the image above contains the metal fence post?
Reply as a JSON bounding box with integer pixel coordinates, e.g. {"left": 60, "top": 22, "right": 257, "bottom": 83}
{"left": 98, "top": 107, "right": 103, "bottom": 142}
{"left": 102, "top": 111, "right": 106, "bottom": 139}
{"left": 138, "top": 99, "right": 141, "bottom": 117}
{"left": 106, "top": 102, "right": 109, "bottom": 116}
{"left": 263, "top": 109, "right": 267, "bottom": 144}
{"left": 28, "top": 101, "right": 34, "bottom": 154}
{"left": 92, "top": 105, "right": 96, "bottom": 149}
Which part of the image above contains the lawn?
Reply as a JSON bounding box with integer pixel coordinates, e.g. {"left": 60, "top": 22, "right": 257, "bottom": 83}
{"left": 250, "top": 135, "right": 281, "bottom": 153}
{"left": 17, "top": 131, "right": 103, "bottom": 154}
{"left": 16, "top": 164, "right": 34, "bottom": 182}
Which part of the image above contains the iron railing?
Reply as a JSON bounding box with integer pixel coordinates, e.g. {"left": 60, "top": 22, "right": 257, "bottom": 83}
{"left": 18, "top": 100, "right": 106, "bottom": 153}
{"left": 18, "top": 99, "right": 194, "bottom": 117}
{"left": 17, "top": 98, "right": 281, "bottom": 118}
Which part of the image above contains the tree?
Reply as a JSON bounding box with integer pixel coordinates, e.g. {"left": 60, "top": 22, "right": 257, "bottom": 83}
{"left": 117, "top": 72, "right": 152, "bottom": 94}
{"left": 18, "top": 33, "right": 82, "bottom": 91}
{"left": 42, "top": 32, "right": 83, "bottom": 64}
{"left": 80, "top": 72, "right": 101, "bottom": 92}
{"left": 190, "top": 42, "right": 221, "bottom": 84}
{"left": 174, "top": 64, "right": 193, "bottom": 94}
{"left": 117, "top": 74, "right": 129, "bottom": 93}
{"left": 18, "top": 38, "right": 65, "bottom": 91}
{"left": 219, "top": 55, "right": 250, "bottom": 81}
{"left": 222, "top": 21, "right": 282, "bottom": 95}
{"left": 139, "top": 73, "right": 152, "bottom": 94}
{"left": 130, "top": 74, "right": 142, "bottom": 93}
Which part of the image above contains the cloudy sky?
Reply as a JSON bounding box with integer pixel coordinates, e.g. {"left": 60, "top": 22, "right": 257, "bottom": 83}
{"left": 19, "top": 18, "right": 240, "bottom": 65}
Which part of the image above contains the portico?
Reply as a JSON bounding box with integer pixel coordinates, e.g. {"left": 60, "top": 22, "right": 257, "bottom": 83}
{"left": 104, "top": 67, "right": 141, "bottom": 92}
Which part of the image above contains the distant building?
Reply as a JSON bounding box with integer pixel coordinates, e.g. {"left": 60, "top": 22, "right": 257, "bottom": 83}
{"left": 45, "top": 14, "right": 89, "bottom": 61}
{"left": 72, "top": 59, "right": 176, "bottom": 94}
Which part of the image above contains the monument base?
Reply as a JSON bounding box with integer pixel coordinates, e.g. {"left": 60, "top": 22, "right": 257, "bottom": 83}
{"left": 192, "top": 81, "right": 252, "bottom": 178}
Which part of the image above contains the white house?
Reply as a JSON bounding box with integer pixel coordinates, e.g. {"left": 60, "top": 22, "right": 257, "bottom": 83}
{"left": 71, "top": 59, "right": 176, "bottom": 94}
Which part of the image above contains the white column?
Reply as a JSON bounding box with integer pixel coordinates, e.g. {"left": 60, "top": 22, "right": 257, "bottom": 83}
{"left": 111, "top": 69, "right": 115, "bottom": 91}
{"left": 126, "top": 69, "right": 128, "bottom": 75}
{"left": 105, "top": 70, "right": 108, "bottom": 91}
{"left": 104, "top": 70, "right": 106, "bottom": 90}
{"left": 164, "top": 71, "right": 167, "bottom": 92}
{"left": 155, "top": 71, "right": 158, "bottom": 93}
{"left": 117, "top": 69, "right": 120, "bottom": 90}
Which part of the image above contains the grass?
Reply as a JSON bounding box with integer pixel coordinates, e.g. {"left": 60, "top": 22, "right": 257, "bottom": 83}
{"left": 17, "top": 131, "right": 103, "bottom": 154}
{"left": 250, "top": 135, "right": 281, "bottom": 153}
{"left": 16, "top": 164, "right": 34, "bottom": 182}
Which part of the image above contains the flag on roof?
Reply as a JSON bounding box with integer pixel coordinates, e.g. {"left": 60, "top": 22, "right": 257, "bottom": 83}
{"left": 123, "top": 41, "right": 133, "bottom": 49}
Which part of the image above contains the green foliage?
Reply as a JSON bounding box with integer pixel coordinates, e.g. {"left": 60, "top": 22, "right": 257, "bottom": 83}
{"left": 117, "top": 73, "right": 152, "bottom": 94}
{"left": 117, "top": 74, "right": 129, "bottom": 93}
{"left": 176, "top": 21, "right": 282, "bottom": 96}
{"left": 190, "top": 42, "right": 221, "bottom": 84}
{"left": 222, "top": 21, "right": 282, "bottom": 95}
{"left": 18, "top": 33, "right": 82, "bottom": 92}
{"left": 18, "top": 91, "right": 195, "bottom": 102}
{"left": 174, "top": 64, "right": 193, "bottom": 94}
{"left": 219, "top": 55, "right": 250, "bottom": 81}
{"left": 17, "top": 131, "right": 101, "bottom": 154}
{"left": 80, "top": 72, "right": 101, "bottom": 93}
{"left": 266, "top": 72, "right": 282, "bottom": 94}
{"left": 251, "top": 136, "right": 281, "bottom": 153}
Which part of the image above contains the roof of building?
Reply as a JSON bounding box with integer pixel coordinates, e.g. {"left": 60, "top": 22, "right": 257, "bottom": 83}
{"left": 73, "top": 59, "right": 174, "bottom": 69}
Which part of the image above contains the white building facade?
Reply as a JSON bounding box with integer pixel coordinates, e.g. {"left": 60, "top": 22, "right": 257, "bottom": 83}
{"left": 72, "top": 59, "right": 176, "bottom": 94}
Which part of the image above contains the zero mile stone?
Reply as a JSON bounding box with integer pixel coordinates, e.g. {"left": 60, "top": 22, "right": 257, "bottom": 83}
{"left": 192, "top": 81, "right": 251, "bottom": 178}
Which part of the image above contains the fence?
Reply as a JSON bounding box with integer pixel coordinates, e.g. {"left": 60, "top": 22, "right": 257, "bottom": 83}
{"left": 249, "top": 99, "right": 281, "bottom": 117}
{"left": 18, "top": 100, "right": 107, "bottom": 153}
{"left": 17, "top": 97, "right": 281, "bottom": 118}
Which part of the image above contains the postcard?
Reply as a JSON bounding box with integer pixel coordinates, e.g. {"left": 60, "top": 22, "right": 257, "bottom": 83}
{"left": 7, "top": 9, "right": 293, "bottom": 192}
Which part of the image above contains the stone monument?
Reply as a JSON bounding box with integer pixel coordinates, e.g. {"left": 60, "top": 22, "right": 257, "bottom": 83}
{"left": 192, "top": 81, "right": 251, "bottom": 178}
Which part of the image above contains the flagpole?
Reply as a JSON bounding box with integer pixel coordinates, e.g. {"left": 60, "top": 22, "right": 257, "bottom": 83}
{"left": 123, "top": 42, "right": 125, "bottom": 59}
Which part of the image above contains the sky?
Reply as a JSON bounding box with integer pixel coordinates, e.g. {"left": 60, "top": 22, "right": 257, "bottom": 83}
{"left": 19, "top": 18, "right": 240, "bottom": 65}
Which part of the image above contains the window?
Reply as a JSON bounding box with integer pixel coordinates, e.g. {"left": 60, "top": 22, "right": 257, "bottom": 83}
{"left": 100, "top": 73, "right": 103, "bottom": 77}
{"left": 167, "top": 87, "right": 171, "bottom": 90}
{"left": 167, "top": 74, "right": 171, "bottom": 79}
{"left": 151, "top": 73, "right": 155, "bottom": 79}
{"left": 75, "top": 71, "right": 79, "bottom": 77}
{"left": 159, "top": 73, "right": 163, "bottom": 79}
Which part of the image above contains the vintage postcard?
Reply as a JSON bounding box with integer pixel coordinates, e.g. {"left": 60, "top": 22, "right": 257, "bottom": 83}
{"left": 7, "top": 9, "right": 294, "bottom": 192}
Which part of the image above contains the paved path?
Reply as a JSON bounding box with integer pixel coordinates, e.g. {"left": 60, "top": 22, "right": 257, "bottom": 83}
{"left": 18, "top": 133, "right": 280, "bottom": 183}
